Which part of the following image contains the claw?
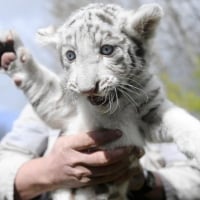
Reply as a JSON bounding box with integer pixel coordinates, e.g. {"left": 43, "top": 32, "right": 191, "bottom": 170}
{"left": 21, "top": 54, "right": 27, "bottom": 63}
{"left": 6, "top": 30, "right": 13, "bottom": 41}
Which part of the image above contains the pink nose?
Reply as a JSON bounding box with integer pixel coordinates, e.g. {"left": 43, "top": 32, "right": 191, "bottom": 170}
{"left": 81, "top": 88, "right": 96, "bottom": 95}
{"left": 80, "top": 82, "right": 99, "bottom": 95}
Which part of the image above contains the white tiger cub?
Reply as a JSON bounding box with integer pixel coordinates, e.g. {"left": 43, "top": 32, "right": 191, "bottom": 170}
{"left": 1, "top": 3, "right": 200, "bottom": 200}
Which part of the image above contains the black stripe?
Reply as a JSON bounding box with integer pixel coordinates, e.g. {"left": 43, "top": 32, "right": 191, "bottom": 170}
{"left": 115, "top": 56, "right": 124, "bottom": 65}
{"left": 68, "top": 19, "right": 76, "bottom": 26}
{"left": 59, "top": 46, "right": 65, "bottom": 68}
{"left": 140, "top": 87, "right": 160, "bottom": 108}
{"left": 141, "top": 105, "right": 161, "bottom": 124}
{"left": 87, "top": 23, "right": 93, "bottom": 32}
{"left": 128, "top": 48, "right": 136, "bottom": 67}
{"left": 88, "top": 12, "right": 92, "bottom": 20}
{"left": 103, "top": 8, "right": 116, "bottom": 18}
{"left": 132, "top": 37, "right": 146, "bottom": 65}
{"left": 53, "top": 86, "right": 66, "bottom": 109}
{"left": 79, "top": 25, "right": 84, "bottom": 34}
{"left": 74, "top": 31, "right": 78, "bottom": 50}
{"left": 31, "top": 88, "right": 49, "bottom": 108}
{"left": 95, "top": 13, "right": 113, "bottom": 25}
{"left": 148, "top": 88, "right": 161, "bottom": 99}
{"left": 100, "top": 29, "right": 112, "bottom": 37}
{"left": 122, "top": 31, "right": 146, "bottom": 65}
{"left": 22, "top": 82, "right": 32, "bottom": 92}
{"left": 132, "top": 38, "right": 145, "bottom": 58}
{"left": 134, "top": 69, "right": 144, "bottom": 76}
{"left": 139, "top": 126, "right": 146, "bottom": 138}
{"left": 31, "top": 81, "right": 55, "bottom": 109}
{"left": 140, "top": 75, "right": 153, "bottom": 88}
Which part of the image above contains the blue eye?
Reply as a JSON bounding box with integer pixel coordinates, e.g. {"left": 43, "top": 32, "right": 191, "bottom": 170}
{"left": 100, "top": 45, "right": 114, "bottom": 56}
{"left": 66, "top": 50, "right": 76, "bottom": 61}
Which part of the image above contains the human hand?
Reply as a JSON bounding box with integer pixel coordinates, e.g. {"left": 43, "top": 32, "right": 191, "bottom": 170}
{"left": 44, "top": 130, "right": 140, "bottom": 190}
{"left": 14, "top": 130, "right": 143, "bottom": 200}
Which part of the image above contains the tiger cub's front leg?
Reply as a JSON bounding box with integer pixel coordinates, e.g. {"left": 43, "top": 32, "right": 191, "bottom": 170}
{"left": 0, "top": 31, "right": 71, "bottom": 130}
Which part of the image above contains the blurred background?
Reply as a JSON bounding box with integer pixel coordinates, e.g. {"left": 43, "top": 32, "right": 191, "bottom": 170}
{"left": 0, "top": 0, "right": 200, "bottom": 137}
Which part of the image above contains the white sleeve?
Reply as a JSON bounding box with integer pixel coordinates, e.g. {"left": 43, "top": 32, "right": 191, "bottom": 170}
{"left": 158, "top": 162, "right": 200, "bottom": 200}
{"left": 142, "top": 143, "right": 200, "bottom": 200}
{"left": 0, "top": 105, "right": 50, "bottom": 200}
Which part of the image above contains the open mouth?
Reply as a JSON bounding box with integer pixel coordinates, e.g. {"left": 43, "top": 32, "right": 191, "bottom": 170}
{"left": 88, "top": 95, "right": 109, "bottom": 106}
{"left": 87, "top": 90, "right": 122, "bottom": 106}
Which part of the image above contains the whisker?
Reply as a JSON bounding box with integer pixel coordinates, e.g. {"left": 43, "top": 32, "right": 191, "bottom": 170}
{"left": 119, "top": 84, "right": 141, "bottom": 99}
{"left": 107, "top": 93, "right": 112, "bottom": 114}
{"left": 118, "top": 87, "right": 138, "bottom": 109}
{"left": 110, "top": 91, "right": 116, "bottom": 114}
{"left": 119, "top": 82, "right": 149, "bottom": 103}
{"left": 119, "top": 76, "right": 145, "bottom": 89}
{"left": 113, "top": 88, "right": 119, "bottom": 113}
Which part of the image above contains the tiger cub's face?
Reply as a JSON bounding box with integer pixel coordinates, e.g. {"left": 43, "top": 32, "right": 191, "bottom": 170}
{"left": 37, "top": 3, "right": 163, "bottom": 109}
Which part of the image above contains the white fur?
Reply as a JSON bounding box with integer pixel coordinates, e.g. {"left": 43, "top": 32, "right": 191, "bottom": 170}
{"left": 1, "top": 3, "right": 200, "bottom": 200}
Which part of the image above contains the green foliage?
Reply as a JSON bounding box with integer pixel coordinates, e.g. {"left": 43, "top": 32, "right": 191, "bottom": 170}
{"left": 194, "top": 55, "right": 200, "bottom": 67}
{"left": 160, "top": 73, "right": 200, "bottom": 114}
{"left": 193, "top": 55, "right": 200, "bottom": 88}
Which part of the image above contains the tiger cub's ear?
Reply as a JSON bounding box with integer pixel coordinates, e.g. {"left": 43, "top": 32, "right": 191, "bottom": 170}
{"left": 35, "top": 25, "right": 60, "bottom": 47}
{"left": 124, "top": 3, "right": 163, "bottom": 41}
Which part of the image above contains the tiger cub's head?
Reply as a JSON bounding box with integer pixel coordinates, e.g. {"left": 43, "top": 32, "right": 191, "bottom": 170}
{"left": 37, "top": 3, "right": 163, "bottom": 110}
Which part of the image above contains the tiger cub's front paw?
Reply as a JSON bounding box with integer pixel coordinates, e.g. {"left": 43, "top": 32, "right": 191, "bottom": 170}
{"left": 0, "top": 31, "right": 33, "bottom": 87}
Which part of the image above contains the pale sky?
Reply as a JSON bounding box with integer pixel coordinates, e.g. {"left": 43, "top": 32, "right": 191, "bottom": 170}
{"left": 0, "top": 0, "right": 55, "bottom": 112}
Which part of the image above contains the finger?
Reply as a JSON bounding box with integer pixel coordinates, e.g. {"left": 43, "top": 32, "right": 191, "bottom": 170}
{"left": 72, "top": 160, "right": 129, "bottom": 180}
{"left": 86, "top": 166, "right": 131, "bottom": 186}
{"left": 87, "top": 159, "right": 130, "bottom": 177}
{"left": 65, "top": 129, "right": 122, "bottom": 150}
{"left": 78, "top": 147, "right": 133, "bottom": 166}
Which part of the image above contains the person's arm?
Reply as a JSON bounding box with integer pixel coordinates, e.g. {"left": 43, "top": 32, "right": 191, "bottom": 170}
{"left": 155, "top": 143, "right": 200, "bottom": 200}
{"left": 0, "top": 105, "right": 50, "bottom": 200}
{"left": 157, "top": 162, "right": 200, "bottom": 200}
{"left": 128, "top": 143, "right": 200, "bottom": 200}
